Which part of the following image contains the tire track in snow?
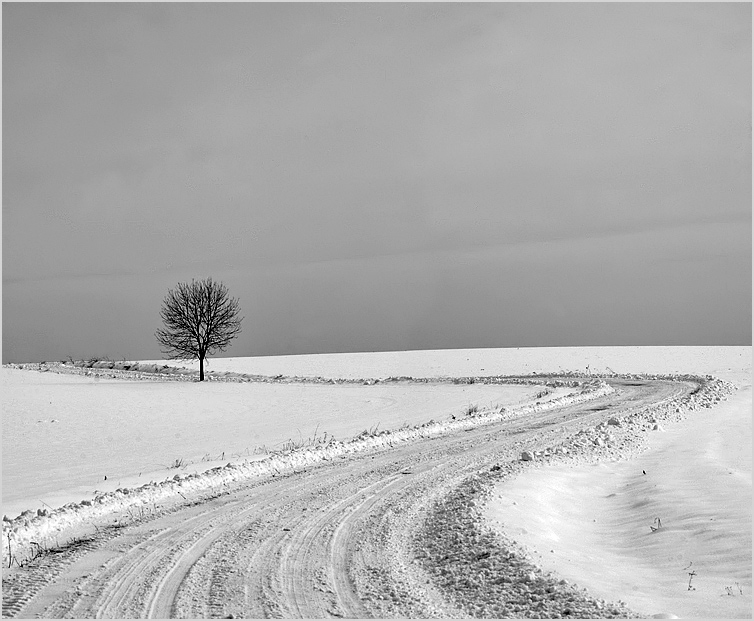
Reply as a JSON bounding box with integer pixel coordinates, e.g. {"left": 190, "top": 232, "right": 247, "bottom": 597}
{"left": 3, "top": 376, "right": 709, "bottom": 619}
{"left": 277, "top": 475, "right": 403, "bottom": 618}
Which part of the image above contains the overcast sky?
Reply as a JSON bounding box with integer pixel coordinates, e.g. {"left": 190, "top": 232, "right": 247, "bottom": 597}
{"left": 3, "top": 3, "right": 751, "bottom": 364}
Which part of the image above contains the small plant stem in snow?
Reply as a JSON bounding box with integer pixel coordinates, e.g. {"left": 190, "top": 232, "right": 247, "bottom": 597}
{"left": 688, "top": 570, "right": 697, "bottom": 591}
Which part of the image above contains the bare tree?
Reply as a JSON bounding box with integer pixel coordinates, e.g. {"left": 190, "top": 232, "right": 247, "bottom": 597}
{"left": 156, "top": 277, "right": 243, "bottom": 381}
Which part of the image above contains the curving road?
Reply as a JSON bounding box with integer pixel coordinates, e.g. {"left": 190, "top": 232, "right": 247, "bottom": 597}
{"left": 3, "top": 377, "right": 699, "bottom": 619}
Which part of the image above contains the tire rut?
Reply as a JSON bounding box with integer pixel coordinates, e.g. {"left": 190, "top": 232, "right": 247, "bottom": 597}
{"left": 3, "top": 376, "right": 714, "bottom": 619}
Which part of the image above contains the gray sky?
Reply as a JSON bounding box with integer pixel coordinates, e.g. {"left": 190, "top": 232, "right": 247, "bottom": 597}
{"left": 3, "top": 3, "right": 751, "bottom": 363}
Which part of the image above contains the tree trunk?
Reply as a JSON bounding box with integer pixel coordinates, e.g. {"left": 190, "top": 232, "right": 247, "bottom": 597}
{"left": 199, "top": 356, "right": 204, "bottom": 381}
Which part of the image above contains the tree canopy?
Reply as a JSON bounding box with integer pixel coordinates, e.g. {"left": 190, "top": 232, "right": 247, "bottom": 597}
{"left": 155, "top": 277, "right": 243, "bottom": 381}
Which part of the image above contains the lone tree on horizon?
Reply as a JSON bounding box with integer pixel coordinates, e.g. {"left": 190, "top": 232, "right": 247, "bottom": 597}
{"left": 156, "top": 277, "right": 243, "bottom": 381}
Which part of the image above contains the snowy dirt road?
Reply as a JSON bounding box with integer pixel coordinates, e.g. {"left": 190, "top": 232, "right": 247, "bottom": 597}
{"left": 2, "top": 375, "right": 716, "bottom": 618}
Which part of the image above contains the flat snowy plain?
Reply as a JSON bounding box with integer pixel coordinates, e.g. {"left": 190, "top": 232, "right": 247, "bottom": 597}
{"left": 3, "top": 366, "right": 542, "bottom": 518}
{"left": 2, "top": 345, "right": 750, "bottom": 618}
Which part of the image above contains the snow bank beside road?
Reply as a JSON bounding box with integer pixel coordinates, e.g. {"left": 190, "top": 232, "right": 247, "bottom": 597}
{"left": 484, "top": 370, "right": 748, "bottom": 618}
{"left": 2, "top": 378, "right": 612, "bottom": 569}
{"left": 415, "top": 374, "right": 737, "bottom": 619}
{"left": 3, "top": 364, "right": 549, "bottom": 516}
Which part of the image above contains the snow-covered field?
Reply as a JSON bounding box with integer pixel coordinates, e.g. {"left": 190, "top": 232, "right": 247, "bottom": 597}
{"left": 8, "top": 344, "right": 735, "bottom": 519}
{"left": 3, "top": 367, "right": 541, "bottom": 519}
{"left": 141, "top": 345, "right": 749, "bottom": 380}
{"left": 2, "top": 346, "right": 750, "bottom": 619}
